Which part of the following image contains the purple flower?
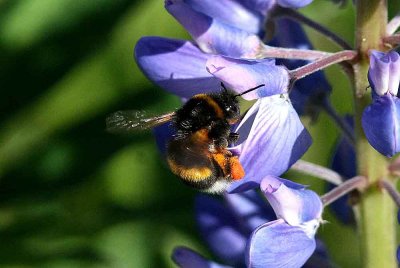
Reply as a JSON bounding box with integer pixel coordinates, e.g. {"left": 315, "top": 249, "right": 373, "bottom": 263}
{"left": 165, "top": 0, "right": 264, "bottom": 58}
{"left": 167, "top": 0, "right": 264, "bottom": 35}
{"left": 138, "top": 44, "right": 312, "bottom": 193}
{"left": 164, "top": 0, "right": 315, "bottom": 59}
{"left": 275, "top": 0, "right": 314, "bottom": 8}
{"left": 206, "top": 56, "right": 290, "bottom": 99}
{"left": 397, "top": 210, "right": 400, "bottom": 265}
{"left": 362, "top": 50, "right": 400, "bottom": 157}
{"left": 172, "top": 180, "right": 327, "bottom": 268}
{"left": 195, "top": 191, "right": 274, "bottom": 266}
{"left": 397, "top": 246, "right": 400, "bottom": 266}
{"left": 172, "top": 246, "right": 231, "bottom": 268}
{"left": 227, "top": 93, "right": 312, "bottom": 193}
{"left": 368, "top": 50, "right": 400, "bottom": 97}
{"left": 246, "top": 176, "right": 323, "bottom": 268}
{"left": 136, "top": 0, "right": 315, "bottom": 96}
{"left": 135, "top": 37, "right": 220, "bottom": 98}
{"left": 136, "top": 0, "right": 313, "bottom": 194}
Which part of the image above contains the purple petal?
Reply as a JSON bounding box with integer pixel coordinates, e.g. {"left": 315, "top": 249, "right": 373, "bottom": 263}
{"left": 242, "top": 0, "right": 276, "bottom": 15}
{"left": 182, "top": 0, "right": 263, "bottom": 34}
{"left": 228, "top": 96, "right": 312, "bottom": 192}
{"left": 172, "top": 246, "right": 232, "bottom": 268}
{"left": 246, "top": 219, "right": 316, "bottom": 268}
{"left": 224, "top": 191, "right": 276, "bottom": 231}
{"left": 134, "top": 36, "right": 220, "bottom": 98}
{"left": 272, "top": 18, "right": 314, "bottom": 50}
{"left": 368, "top": 50, "right": 400, "bottom": 96}
{"left": 195, "top": 195, "right": 247, "bottom": 265}
{"left": 277, "top": 0, "right": 314, "bottom": 8}
{"left": 165, "top": 0, "right": 263, "bottom": 58}
{"left": 260, "top": 175, "right": 323, "bottom": 226}
{"left": 362, "top": 94, "right": 400, "bottom": 157}
{"left": 206, "top": 56, "right": 290, "bottom": 100}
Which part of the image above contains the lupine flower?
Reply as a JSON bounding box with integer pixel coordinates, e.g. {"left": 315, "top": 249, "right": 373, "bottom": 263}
{"left": 247, "top": 176, "right": 323, "bottom": 267}
{"left": 165, "top": 0, "right": 264, "bottom": 58}
{"left": 172, "top": 179, "right": 329, "bottom": 268}
{"left": 135, "top": 0, "right": 316, "bottom": 96}
{"left": 397, "top": 210, "right": 400, "bottom": 265}
{"left": 165, "top": 0, "right": 314, "bottom": 44}
{"left": 194, "top": 191, "right": 273, "bottom": 266}
{"left": 147, "top": 52, "right": 313, "bottom": 193}
{"left": 136, "top": 2, "right": 323, "bottom": 265}
{"left": 135, "top": 36, "right": 220, "bottom": 98}
{"left": 172, "top": 246, "right": 231, "bottom": 268}
{"left": 137, "top": 0, "right": 313, "bottom": 192}
{"left": 205, "top": 56, "right": 312, "bottom": 192}
{"left": 362, "top": 50, "right": 400, "bottom": 157}
{"left": 276, "top": 0, "right": 314, "bottom": 8}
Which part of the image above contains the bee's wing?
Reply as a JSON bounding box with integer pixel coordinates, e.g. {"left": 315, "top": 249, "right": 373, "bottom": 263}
{"left": 106, "top": 110, "right": 175, "bottom": 133}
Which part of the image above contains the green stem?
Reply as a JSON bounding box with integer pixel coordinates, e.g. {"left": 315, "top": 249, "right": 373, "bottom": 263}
{"left": 354, "top": 1, "right": 396, "bottom": 267}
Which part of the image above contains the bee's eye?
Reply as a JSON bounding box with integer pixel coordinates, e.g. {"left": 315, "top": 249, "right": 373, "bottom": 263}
{"left": 226, "top": 105, "right": 238, "bottom": 114}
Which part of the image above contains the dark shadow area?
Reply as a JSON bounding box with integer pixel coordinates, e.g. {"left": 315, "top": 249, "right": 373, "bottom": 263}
{"left": 0, "top": 0, "right": 133, "bottom": 121}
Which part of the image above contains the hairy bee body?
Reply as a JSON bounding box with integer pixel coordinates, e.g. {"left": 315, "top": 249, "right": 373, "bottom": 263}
{"left": 106, "top": 88, "right": 246, "bottom": 194}
{"left": 167, "top": 128, "right": 244, "bottom": 193}
{"left": 165, "top": 92, "right": 244, "bottom": 193}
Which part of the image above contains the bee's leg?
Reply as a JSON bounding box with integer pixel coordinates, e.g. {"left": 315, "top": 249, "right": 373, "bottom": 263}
{"left": 214, "top": 137, "right": 229, "bottom": 148}
{"left": 228, "top": 156, "right": 245, "bottom": 180}
{"left": 211, "top": 153, "right": 244, "bottom": 180}
{"left": 228, "top": 132, "right": 239, "bottom": 144}
{"left": 209, "top": 138, "right": 231, "bottom": 154}
{"left": 208, "top": 143, "right": 217, "bottom": 153}
{"left": 209, "top": 121, "right": 230, "bottom": 150}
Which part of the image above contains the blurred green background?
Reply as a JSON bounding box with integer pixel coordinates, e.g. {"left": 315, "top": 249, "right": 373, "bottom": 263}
{"left": 0, "top": 0, "right": 399, "bottom": 267}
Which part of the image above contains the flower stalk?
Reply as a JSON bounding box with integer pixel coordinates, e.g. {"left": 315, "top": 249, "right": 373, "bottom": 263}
{"left": 289, "top": 50, "right": 357, "bottom": 82}
{"left": 383, "top": 34, "right": 400, "bottom": 46}
{"left": 258, "top": 45, "right": 331, "bottom": 60}
{"left": 354, "top": 0, "right": 397, "bottom": 267}
{"left": 379, "top": 179, "right": 400, "bottom": 207}
{"left": 321, "top": 176, "right": 367, "bottom": 206}
{"left": 290, "top": 159, "right": 344, "bottom": 185}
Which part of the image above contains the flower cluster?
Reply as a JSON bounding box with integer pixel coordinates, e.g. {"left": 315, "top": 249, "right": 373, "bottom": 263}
{"left": 173, "top": 183, "right": 328, "bottom": 267}
{"left": 128, "top": 0, "right": 400, "bottom": 267}
{"left": 136, "top": 0, "right": 315, "bottom": 192}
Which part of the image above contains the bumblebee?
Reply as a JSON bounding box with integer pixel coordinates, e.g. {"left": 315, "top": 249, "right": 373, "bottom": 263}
{"left": 106, "top": 84, "right": 263, "bottom": 193}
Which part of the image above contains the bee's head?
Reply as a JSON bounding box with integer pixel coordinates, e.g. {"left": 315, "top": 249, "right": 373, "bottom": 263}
{"left": 217, "top": 84, "right": 241, "bottom": 123}
{"left": 216, "top": 83, "right": 265, "bottom": 123}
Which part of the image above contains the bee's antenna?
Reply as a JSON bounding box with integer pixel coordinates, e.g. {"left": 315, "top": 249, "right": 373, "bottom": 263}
{"left": 234, "top": 84, "right": 265, "bottom": 98}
